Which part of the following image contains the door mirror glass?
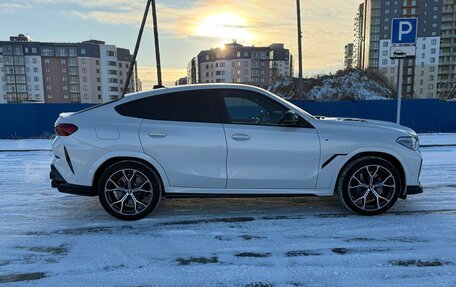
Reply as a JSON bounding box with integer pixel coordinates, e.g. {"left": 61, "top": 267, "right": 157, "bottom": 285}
{"left": 281, "top": 110, "right": 299, "bottom": 126}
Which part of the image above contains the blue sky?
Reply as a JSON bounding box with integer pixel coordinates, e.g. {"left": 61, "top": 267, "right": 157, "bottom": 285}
{"left": 0, "top": 0, "right": 361, "bottom": 88}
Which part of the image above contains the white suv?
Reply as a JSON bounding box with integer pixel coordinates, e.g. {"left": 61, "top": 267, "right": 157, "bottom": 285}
{"left": 50, "top": 84, "right": 423, "bottom": 220}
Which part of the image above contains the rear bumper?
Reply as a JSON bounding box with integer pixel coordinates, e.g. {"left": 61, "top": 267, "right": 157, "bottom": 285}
{"left": 50, "top": 164, "right": 96, "bottom": 197}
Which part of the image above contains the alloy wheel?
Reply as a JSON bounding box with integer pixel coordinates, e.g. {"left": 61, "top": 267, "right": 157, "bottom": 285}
{"left": 104, "top": 168, "right": 154, "bottom": 215}
{"left": 347, "top": 165, "right": 396, "bottom": 211}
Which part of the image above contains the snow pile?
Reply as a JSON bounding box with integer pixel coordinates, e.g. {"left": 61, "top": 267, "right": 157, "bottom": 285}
{"left": 269, "top": 69, "right": 393, "bottom": 101}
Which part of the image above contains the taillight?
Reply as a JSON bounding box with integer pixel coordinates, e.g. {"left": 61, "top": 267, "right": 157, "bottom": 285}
{"left": 55, "top": 124, "right": 78, "bottom": 136}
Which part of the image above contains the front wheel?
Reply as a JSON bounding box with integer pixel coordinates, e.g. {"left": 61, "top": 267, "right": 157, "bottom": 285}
{"left": 98, "top": 161, "right": 162, "bottom": 220}
{"left": 336, "top": 156, "right": 401, "bottom": 215}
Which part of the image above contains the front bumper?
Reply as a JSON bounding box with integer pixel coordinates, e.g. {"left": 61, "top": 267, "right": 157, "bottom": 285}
{"left": 406, "top": 185, "right": 423, "bottom": 195}
{"left": 50, "top": 164, "right": 96, "bottom": 197}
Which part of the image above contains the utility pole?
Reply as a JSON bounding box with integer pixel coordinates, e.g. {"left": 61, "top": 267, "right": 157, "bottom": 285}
{"left": 151, "top": 0, "right": 163, "bottom": 88}
{"left": 122, "top": 0, "right": 163, "bottom": 97}
{"left": 296, "top": 0, "right": 304, "bottom": 100}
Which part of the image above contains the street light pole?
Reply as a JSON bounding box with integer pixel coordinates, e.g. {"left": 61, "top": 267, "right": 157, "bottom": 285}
{"left": 296, "top": 0, "right": 304, "bottom": 100}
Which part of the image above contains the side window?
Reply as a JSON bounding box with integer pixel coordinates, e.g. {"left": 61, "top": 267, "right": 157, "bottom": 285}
{"left": 115, "top": 90, "right": 217, "bottom": 123}
{"left": 221, "top": 90, "right": 288, "bottom": 126}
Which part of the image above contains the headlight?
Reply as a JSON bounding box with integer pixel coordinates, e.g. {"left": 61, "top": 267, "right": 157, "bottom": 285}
{"left": 397, "top": 136, "right": 419, "bottom": 150}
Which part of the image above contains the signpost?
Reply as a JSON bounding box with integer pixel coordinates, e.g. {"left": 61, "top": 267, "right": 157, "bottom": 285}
{"left": 390, "top": 18, "right": 417, "bottom": 124}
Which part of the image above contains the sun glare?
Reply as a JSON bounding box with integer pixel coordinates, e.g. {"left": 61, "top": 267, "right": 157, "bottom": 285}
{"left": 195, "top": 12, "right": 254, "bottom": 42}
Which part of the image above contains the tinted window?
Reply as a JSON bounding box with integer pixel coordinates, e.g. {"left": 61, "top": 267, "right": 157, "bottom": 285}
{"left": 221, "top": 90, "right": 288, "bottom": 125}
{"left": 115, "top": 90, "right": 218, "bottom": 123}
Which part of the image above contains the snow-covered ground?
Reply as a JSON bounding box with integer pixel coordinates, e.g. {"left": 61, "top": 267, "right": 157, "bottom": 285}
{"left": 0, "top": 136, "right": 455, "bottom": 286}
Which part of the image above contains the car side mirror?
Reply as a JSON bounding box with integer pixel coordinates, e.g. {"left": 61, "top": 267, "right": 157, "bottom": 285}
{"left": 281, "top": 110, "right": 299, "bottom": 126}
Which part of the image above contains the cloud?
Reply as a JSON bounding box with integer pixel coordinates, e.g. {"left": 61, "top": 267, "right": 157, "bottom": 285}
{"left": 2, "top": 0, "right": 361, "bottom": 76}
{"left": 61, "top": 0, "right": 360, "bottom": 72}
{"left": 0, "top": 3, "right": 31, "bottom": 14}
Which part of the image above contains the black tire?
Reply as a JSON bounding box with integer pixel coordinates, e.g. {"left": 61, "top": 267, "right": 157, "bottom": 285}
{"left": 98, "top": 160, "right": 162, "bottom": 220}
{"left": 336, "top": 156, "right": 401, "bottom": 215}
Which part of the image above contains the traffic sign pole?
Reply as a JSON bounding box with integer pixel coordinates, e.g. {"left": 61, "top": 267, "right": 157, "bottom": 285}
{"left": 396, "top": 58, "right": 404, "bottom": 124}
{"left": 390, "top": 18, "right": 417, "bottom": 125}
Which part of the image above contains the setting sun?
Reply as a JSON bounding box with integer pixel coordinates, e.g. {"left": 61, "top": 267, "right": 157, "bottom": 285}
{"left": 195, "top": 12, "right": 254, "bottom": 42}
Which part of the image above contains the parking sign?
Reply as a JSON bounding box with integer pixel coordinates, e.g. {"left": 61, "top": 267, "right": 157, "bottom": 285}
{"left": 391, "top": 18, "right": 418, "bottom": 44}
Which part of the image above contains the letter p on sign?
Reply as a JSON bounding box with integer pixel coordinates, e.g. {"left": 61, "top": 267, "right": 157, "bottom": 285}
{"left": 392, "top": 18, "right": 417, "bottom": 45}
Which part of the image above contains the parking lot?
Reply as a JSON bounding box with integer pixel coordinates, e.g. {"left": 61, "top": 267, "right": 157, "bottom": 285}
{"left": 0, "top": 136, "right": 455, "bottom": 286}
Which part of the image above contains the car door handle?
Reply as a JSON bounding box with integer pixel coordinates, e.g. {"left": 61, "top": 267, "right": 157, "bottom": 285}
{"left": 231, "top": 133, "right": 250, "bottom": 141}
{"left": 148, "top": 131, "right": 167, "bottom": 138}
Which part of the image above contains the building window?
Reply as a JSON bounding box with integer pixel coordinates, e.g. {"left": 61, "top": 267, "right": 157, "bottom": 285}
{"left": 60, "top": 59, "right": 66, "bottom": 65}
{"left": 33, "top": 67, "right": 38, "bottom": 73}
{"left": 32, "top": 58, "right": 37, "bottom": 64}
{"left": 431, "top": 39, "right": 437, "bottom": 45}
{"left": 107, "top": 51, "right": 116, "bottom": 57}
{"left": 237, "top": 51, "right": 241, "bottom": 57}
{"left": 34, "top": 76, "right": 39, "bottom": 82}
{"left": 82, "top": 67, "right": 87, "bottom": 73}
{"left": 428, "top": 84, "right": 434, "bottom": 90}
{"left": 69, "top": 48, "right": 77, "bottom": 57}
{"left": 63, "top": 86, "right": 68, "bottom": 91}
{"left": 431, "top": 48, "right": 436, "bottom": 54}
{"left": 429, "top": 66, "right": 435, "bottom": 72}
{"left": 81, "top": 48, "right": 86, "bottom": 55}
{"left": 430, "top": 57, "right": 436, "bottom": 63}
{"left": 47, "top": 85, "right": 52, "bottom": 91}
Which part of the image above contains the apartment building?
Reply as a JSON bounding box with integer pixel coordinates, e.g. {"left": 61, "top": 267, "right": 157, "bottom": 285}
{"left": 438, "top": 0, "right": 456, "bottom": 99}
{"left": 353, "top": 3, "right": 365, "bottom": 69}
{"left": 0, "top": 34, "right": 140, "bottom": 104}
{"left": 351, "top": 0, "right": 455, "bottom": 99}
{"left": 187, "top": 42, "right": 292, "bottom": 89}
{"left": 344, "top": 43, "right": 354, "bottom": 69}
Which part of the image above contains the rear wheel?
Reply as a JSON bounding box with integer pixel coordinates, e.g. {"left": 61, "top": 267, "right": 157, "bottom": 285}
{"left": 336, "top": 156, "right": 401, "bottom": 215}
{"left": 98, "top": 161, "right": 162, "bottom": 220}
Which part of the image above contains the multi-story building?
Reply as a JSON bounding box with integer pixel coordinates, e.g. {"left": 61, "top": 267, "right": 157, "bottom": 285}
{"left": 187, "top": 42, "right": 292, "bottom": 89}
{"left": 351, "top": 0, "right": 455, "bottom": 99}
{"left": 0, "top": 34, "right": 140, "bottom": 104}
{"left": 438, "top": 0, "right": 456, "bottom": 99}
{"left": 344, "top": 43, "right": 354, "bottom": 69}
{"left": 353, "top": 3, "right": 365, "bottom": 69}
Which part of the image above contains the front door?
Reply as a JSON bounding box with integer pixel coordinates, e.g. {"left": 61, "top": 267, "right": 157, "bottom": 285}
{"left": 218, "top": 89, "right": 320, "bottom": 189}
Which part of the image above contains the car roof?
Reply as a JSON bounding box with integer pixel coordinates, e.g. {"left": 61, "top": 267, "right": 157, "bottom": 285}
{"left": 123, "top": 83, "right": 269, "bottom": 102}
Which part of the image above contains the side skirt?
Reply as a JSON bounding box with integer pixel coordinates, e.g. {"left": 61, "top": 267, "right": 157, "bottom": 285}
{"left": 164, "top": 187, "right": 334, "bottom": 198}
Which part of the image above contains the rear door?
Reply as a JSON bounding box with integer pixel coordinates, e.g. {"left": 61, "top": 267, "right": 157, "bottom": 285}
{"left": 128, "top": 90, "right": 227, "bottom": 188}
{"left": 217, "top": 89, "right": 320, "bottom": 190}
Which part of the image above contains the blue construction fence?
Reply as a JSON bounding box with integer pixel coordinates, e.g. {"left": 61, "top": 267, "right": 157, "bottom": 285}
{"left": 0, "top": 99, "right": 455, "bottom": 139}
